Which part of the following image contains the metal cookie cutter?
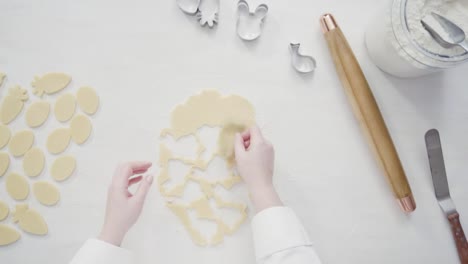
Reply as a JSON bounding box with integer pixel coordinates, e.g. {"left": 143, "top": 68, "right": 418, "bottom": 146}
{"left": 236, "top": 0, "right": 268, "bottom": 41}
{"left": 290, "top": 43, "right": 316, "bottom": 73}
{"left": 176, "top": 0, "right": 219, "bottom": 28}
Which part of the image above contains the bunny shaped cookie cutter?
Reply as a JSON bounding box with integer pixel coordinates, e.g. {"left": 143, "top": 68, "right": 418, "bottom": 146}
{"left": 236, "top": 0, "right": 268, "bottom": 41}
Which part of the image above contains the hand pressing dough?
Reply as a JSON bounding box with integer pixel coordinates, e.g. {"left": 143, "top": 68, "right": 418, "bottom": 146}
{"left": 47, "top": 128, "right": 71, "bottom": 154}
{"left": 54, "top": 93, "right": 76, "bottom": 122}
{"left": 0, "top": 86, "right": 29, "bottom": 125}
{"left": 0, "top": 125, "right": 11, "bottom": 149}
{"left": 33, "top": 181, "right": 60, "bottom": 206}
{"left": 31, "top": 73, "right": 71, "bottom": 97}
{"left": 217, "top": 124, "right": 246, "bottom": 167}
{"left": 25, "top": 101, "right": 50, "bottom": 128}
{"left": 0, "top": 224, "right": 21, "bottom": 246}
{"left": 23, "top": 147, "right": 45, "bottom": 177}
{"left": 9, "top": 130, "right": 34, "bottom": 157}
{"left": 0, "top": 152, "right": 10, "bottom": 177}
{"left": 77, "top": 86, "right": 99, "bottom": 115}
{"left": 13, "top": 204, "right": 48, "bottom": 235}
{"left": 6, "top": 172, "right": 29, "bottom": 200}
{"left": 0, "top": 201, "right": 9, "bottom": 221}
{"left": 70, "top": 115, "right": 92, "bottom": 144}
{"left": 51, "top": 155, "right": 76, "bottom": 182}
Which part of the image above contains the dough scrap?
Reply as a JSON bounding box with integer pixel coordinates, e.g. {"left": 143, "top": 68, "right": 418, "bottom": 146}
{"left": 70, "top": 115, "right": 92, "bottom": 144}
{"left": 33, "top": 181, "right": 60, "bottom": 206}
{"left": 0, "top": 124, "right": 11, "bottom": 149}
{"left": 167, "top": 203, "right": 207, "bottom": 246}
{"left": 47, "top": 128, "right": 71, "bottom": 154}
{"left": 25, "top": 101, "right": 50, "bottom": 128}
{"left": 0, "top": 152, "right": 10, "bottom": 177}
{"left": 54, "top": 93, "right": 76, "bottom": 122}
{"left": 77, "top": 86, "right": 99, "bottom": 115}
{"left": 51, "top": 155, "right": 76, "bottom": 182}
{"left": 0, "top": 224, "right": 21, "bottom": 246}
{"left": 12, "top": 204, "right": 48, "bottom": 235}
{"left": 31, "top": 73, "right": 71, "bottom": 97}
{"left": 23, "top": 147, "right": 45, "bottom": 177}
{"left": 0, "top": 85, "right": 29, "bottom": 125}
{"left": 9, "top": 130, "right": 34, "bottom": 157}
{"left": 0, "top": 200, "right": 9, "bottom": 221}
{"left": 6, "top": 172, "right": 29, "bottom": 200}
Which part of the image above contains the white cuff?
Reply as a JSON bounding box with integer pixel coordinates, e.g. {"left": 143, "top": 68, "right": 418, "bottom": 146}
{"left": 69, "top": 239, "right": 134, "bottom": 264}
{"left": 251, "top": 206, "right": 313, "bottom": 261}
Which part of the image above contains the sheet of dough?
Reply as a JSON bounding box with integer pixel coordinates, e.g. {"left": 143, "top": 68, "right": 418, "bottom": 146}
{"left": 9, "top": 130, "right": 34, "bottom": 157}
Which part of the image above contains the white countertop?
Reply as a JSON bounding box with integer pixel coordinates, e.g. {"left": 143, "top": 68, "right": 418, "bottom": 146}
{"left": 1, "top": 0, "right": 468, "bottom": 263}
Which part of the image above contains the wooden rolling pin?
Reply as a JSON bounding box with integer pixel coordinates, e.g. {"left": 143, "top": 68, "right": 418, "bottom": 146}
{"left": 320, "top": 14, "right": 416, "bottom": 212}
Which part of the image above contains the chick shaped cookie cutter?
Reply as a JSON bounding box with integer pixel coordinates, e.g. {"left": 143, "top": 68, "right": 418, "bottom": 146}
{"left": 289, "top": 43, "right": 316, "bottom": 73}
{"left": 236, "top": 0, "right": 268, "bottom": 41}
{"left": 176, "top": 0, "right": 219, "bottom": 28}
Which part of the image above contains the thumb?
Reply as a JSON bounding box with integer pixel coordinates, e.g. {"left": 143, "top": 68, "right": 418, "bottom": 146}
{"left": 135, "top": 174, "right": 153, "bottom": 202}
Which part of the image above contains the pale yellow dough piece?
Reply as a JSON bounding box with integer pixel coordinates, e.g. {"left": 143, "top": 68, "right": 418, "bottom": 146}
{"left": 70, "top": 115, "right": 92, "bottom": 144}
{"left": 9, "top": 130, "right": 34, "bottom": 157}
{"left": 47, "top": 128, "right": 71, "bottom": 154}
{"left": 6, "top": 172, "right": 29, "bottom": 200}
{"left": 23, "top": 147, "right": 45, "bottom": 177}
{"left": 217, "top": 124, "right": 247, "bottom": 167}
{"left": 0, "top": 86, "right": 29, "bottom": 125}
{"left": 51, "top": 155, "right": 76, "bottom": 182}
{"left": 0, "top": 152, "right": 10, "bottom": 177}
{"left": 167, "top": 203, "right": 207, "bottom": 246}
{"left": 25, "top": 101, "right": 50, "bottom": 128}
{"left": 0, "top": 124, "right": 11, "bottom": 149}
{"left": 54, "top": 93, "right": 76, "bottom": 122}
{"left": 13, "top": 204, "right": 48, "bottom": 235}
{"left": 0, "top": 200, "right": 9, "bottom": 221}
{"left": 0, "top": 224, "right": 21, "bottom": 246}
{"left": 31, "top": 72, "right": 71, "bottom": 97}
{"left": 77, "top": 86, "right": 99, "bottom": 115}
{"left": 33, "top": 181, "right": 60, "bottom": 206}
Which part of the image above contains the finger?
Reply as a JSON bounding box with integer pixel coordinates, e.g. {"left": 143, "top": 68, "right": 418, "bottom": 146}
{"left": 135, "top": 174, "right": 154, "bottom": 202}
{"left": 129, "top": 176, "right": 143, "bottom": 186}
{"left": 244, "top": 140, "right": 250, "bottom": 148}
{"left": 249, "top": 125, "right": 264, "bottom": 144}
{"left": 234, "top": 133, "right": 246, "bottom": 155}
{"left": 115, "top": 161, "right": 152, "bottom": 185}
{"left": 241, "top": 130, "right": 250, "bottom": 141}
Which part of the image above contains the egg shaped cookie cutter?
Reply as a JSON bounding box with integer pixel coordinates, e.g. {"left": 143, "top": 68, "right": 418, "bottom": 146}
{"left": 236, "top": 0, "right": 268, "bottom": 41}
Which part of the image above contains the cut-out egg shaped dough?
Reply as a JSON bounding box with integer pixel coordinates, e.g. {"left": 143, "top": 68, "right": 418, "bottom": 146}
{"left": 0, "top": 200, "right": 9, "bottom": 221}
{"left": 0, "top": 125, "right": 11, "bottom": 149}
{"left": 12, "top": 204, "right": 48, "bottom": 235}
{"left": 70, "top": 115, "right": 92, "bottom": 144}
{"left": 6, "top": 172, "right": 29, "bottom": 200}
{"left": 31, "top": 73, "right": 71, "bottom": 97}
{"left": 47, "top": 128, "right": 71, "bottom": 154}
{"left": 25, "top": 101, "right": 50, "bottom": 128}
{"left": 0, "top": 86, "right": 29, "bottom": 125}
{"left": 33, "top": 181, "right": 60, "bottom": 206}
{"left": 77, "top": 86, "right": 99, "bottom": 115}
{"left": 23, "top": 147, "right": 45, "bottom": 177}
{"left": 54, "top": 93, "right": 76, "bottom": 122}
{"left": 51, "top": 155, "right": 76, "bottom": 182}
{"left": 0, "top": 224, "right": 21, "bottom": 246}
{"left": 9, "top": 130, "right": 34, "bottom": 157}
{"left": 0, "top": 152, "right": 10, "bottom": 177}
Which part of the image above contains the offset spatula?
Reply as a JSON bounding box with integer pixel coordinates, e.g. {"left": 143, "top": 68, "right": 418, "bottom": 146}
{"left": 425, "top": 129, "right": 468, "bottom": 263}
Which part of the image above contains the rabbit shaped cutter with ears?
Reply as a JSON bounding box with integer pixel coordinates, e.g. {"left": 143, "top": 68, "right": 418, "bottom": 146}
{"left": 236, "top": 0, "right": 268, "bottom": 41}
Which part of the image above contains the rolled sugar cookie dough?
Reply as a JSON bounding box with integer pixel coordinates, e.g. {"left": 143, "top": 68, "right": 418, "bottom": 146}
{"left": 6, "top": 172, "right": 29, "bottom": 200}
{"left": 0, "top": 152, "right": 9, "bottom": 177}
{"left": 23, "top": 147, "right": 45, "bottom": 177}
{"left": 70, "top": 115, "right": 92, "bottom": 144}
{"left": 0, "top": 200, "right": 9, "bottom": 221}
{"left": 25, "top": 101, "right": 50, "bottom": 128}
{"left": 77, "top": 86, "right": 99, "bottom": 115}
{"left": 0, "top": 125, "right": 11, "bottom": 149}
{"left": 12, "top": 204, "right": 48, "bottom": 235}
{"left": 0, "top": 224, "right": 21, "bottom": 246}
{"left": 55, "top": 93, "right": 76, "bottom": 122}
{"left": 51, "top": 155, "right": 76, "bottom": 182}
{"left": 31, "top": 72, "right": 71, "bottom": 97}
{"left": 33, "top": 181, "right": 60, "bottom": 206}
{"left": 9, "top": 130, "right": 34, "bottom": 157}
{"left": 47, "top": 128, "right": 71, "bottom": 154}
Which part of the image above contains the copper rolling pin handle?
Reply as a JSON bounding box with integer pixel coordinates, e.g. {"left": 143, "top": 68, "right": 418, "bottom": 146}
{"left": 320, "top": 13, "right": 416, "bottom": 213}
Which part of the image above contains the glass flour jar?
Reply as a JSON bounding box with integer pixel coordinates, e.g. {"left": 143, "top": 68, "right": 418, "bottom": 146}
{"left": 365, "top": 0, "right": 468, "bottom": 78}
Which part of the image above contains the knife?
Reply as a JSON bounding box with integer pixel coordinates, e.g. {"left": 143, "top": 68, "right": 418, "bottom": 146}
{"left": 425, "top": 129, "right": 468, "bottom": 263}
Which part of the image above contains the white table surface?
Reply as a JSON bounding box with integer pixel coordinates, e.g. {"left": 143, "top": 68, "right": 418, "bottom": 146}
{"left": 1, "top": 0, "right": 468, "bottom": 263}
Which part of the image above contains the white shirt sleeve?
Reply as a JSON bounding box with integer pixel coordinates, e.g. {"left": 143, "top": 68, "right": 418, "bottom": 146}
{"left": 251, "top": 207, "right": 322, "bottom": 264}
{"left": 69, "top": 239, "right": 134, "bottom": 264}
